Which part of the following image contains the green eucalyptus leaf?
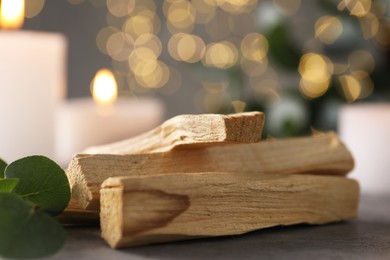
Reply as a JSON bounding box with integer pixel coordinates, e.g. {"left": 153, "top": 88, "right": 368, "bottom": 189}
{"left": 5, "top": 155, "right": 71, "bottom": 214}
{"left": 0, "top": 193, "right": 66, "bottom": 258}
{"left": 0, "top": 178, "right": 19, "bottom": 192}
{"left": 0, "top": 158, "right": 7, "bottom": 178}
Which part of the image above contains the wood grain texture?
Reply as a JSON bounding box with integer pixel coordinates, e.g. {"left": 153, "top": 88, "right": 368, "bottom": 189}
{"left": 68, "top": 133, "right": 354, "bottom": 211}
{"left": 56, "top": 197, "right": 99, "bottom": 225}
{"left": 83, "top": 112, "right": 264, "bottom": 154}
{"left": 100, "top": 172, "right": 360, "bottom": 248}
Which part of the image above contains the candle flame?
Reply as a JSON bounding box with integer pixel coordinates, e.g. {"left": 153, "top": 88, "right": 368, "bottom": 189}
{"left": 0, "top": 0, "right": 25, "bottom": 30}
{"left": 91, "top": 69, "right": 118, "bottom": 105}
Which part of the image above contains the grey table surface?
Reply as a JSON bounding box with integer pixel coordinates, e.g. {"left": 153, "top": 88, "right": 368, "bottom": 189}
{"left": 52, "top": 194, "right": 390, "bottom": 260}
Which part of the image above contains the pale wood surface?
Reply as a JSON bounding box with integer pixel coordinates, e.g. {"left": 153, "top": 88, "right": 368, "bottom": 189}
{"left": 57, "top": 197, "right": 99, "bottom": 225}
{"left": 67, "top": 133, "right": 354, "bottom": 210}
{"left": 100, "top": 172, "right": 359, "bottom": 248}
{"left": 83, "top": 112, "right": 264, "bottom": 154}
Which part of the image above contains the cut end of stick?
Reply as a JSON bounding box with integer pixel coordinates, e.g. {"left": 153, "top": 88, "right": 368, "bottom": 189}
{"left": 222, "top": 112, "right": 264, "bottom": 143}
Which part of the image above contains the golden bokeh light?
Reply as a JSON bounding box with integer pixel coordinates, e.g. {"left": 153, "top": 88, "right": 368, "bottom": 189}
{"left": 0, "top": 0, "right": 25, "bottom": 29}
{"left": 232, "top": 100, "right": 246, "bottom": 113}
{"left": 203, "top": 41, "right": 239, "bottom": 69}
{"left": 348, "top": 49, "right": 375, "bottom": 73}
{"left": 253, "top": 83, "right": 281, "bottom": 104}
{"left": 299, "top": 53, "right": 333, "bottom": 99}
{"left": 165, "top": 0, "right": 196, "bottom": 32}
{"left": 216, "top": 0, "right": 257, "bottom": 14}
{"left": 375, "top": 21, "right": 390, "bottom": 46}
{"left": 315, "top": 16, "right": 343, "bottom": 44}
{"left": 91, "top": 68, "right": 118, "bottom": 105}
{"left": 339, "top": 71, "right": 374, "bottom": 102}
{"left": 339, "top": 74, "right": 361, "bottom": 102}
{"left": 25, "top": 0, "right": 45, "bottom": 19}
{"left": 192, "top": 0, "right": 216, "bottom": 24}
{"left": 128, "top": 47, "right": 158, "bottom": 71}
{"left": 177, "top": 34, "right": 206, "bottom": 63}
{"left": 202, "top": 81, "right": 229, "bottom": 93}
{"left": 359, "top": 12, "right": 379, "bottom": 39}
{"left": 106, "top": 32, "right": 134, "bottom": 61}
{"left": 337, "top": 0, "right": 371, "bottom": 17}
{"left": 168, "top": 33, "right": 206, "bottom": 62}
{"left": 123, "top": 14, "right": 155, "bottom": 39}
{"left": 135, "top": 33, "right": 162, "bottom": 58}
{"left": 107, "top": 0, "right": 135, "bottom": 17}
{"left": 241, "top": 33, "right": 269, "bottom": 61}
{"left": 195, "top": 81, "right": 231, "bottom": 112}
{"left": 159, "top": 66, "right": 182, "bottom": 95}
{"left": 96, "top": 26, "right": 119, "bottom": 55}
{"left": 240, "top": 56, "right": 268, "bottom": 77}
{"left": 134, "top": 61, "right": 170, "bottom": 89}
{"left": 300, "top": 75, "right": 330, "bottom": 99}
{"left": 273, "top": 0, "right": 301, "bottom": 16}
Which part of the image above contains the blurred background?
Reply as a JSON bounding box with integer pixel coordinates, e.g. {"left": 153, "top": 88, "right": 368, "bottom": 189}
{"left": 20, "top": 0, "right": 390, "bottom": 137}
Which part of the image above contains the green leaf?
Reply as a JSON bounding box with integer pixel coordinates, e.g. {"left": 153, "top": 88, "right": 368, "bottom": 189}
{"left": 5, "top": 155, "right": 71, "bottom": 214}
{"left": 0, "top": 178, "right": 19, "bottom": 192}
{"left": 0, "top": 158, "right": 7, "bottom": 178}
{"left": 0, "top": 193, "right": 66, "bottom": 258}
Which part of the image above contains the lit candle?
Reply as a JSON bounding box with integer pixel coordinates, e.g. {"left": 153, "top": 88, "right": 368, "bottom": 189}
{"left": 55, "top": 69, "right": 164, "bottom": 167}
{"left": 0, "top": 0, "right": 67, "bottom": 162}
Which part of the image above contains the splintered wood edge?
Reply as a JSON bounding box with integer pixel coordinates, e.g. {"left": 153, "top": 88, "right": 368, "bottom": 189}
{"left": 66, "top": 154, "right": 97, "bottom": 210}
{"left": 84, "top": 111, "right": 264, "bottom": 154}
{"left": 100, "top": 173, "right": 360, "bottom": 248}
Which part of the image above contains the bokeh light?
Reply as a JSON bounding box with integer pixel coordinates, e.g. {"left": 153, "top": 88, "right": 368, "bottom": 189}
{"left": 315, "top": 16, "right": 343, "bottom": 44}
{"left": 337, "top": 0, "right": 371, "bottom": 17}
{"left": 123, "top": 15, "right": 155, "bottom": 39}
{"left": 107, "top": 0, "right": 135, "bottom": 17}
{"left": 165, "top": 0, "right": 196, "bottom": 33}
{"left": 168, "top": 33, "right": 206, "bottom": 63}
{"left": 241, "top": 33, "right": 269, "bottom": 61}
{"left": 272, "top": 0, "right": 301, "bottom": 16}
{"left": 203, "top": 41, "right": 239, "bottom": 69}
{"left": 299, "top": 53, "right": 334, "bottom": 99}
{"left": 359, "top": 12, "right": 379, "bottom": 39}
{"left": 25, "top": 0, "right": 45, "bottom": 18}
{"left": 348, "top": 50, "right": 375, "bottom": 73}
{"left": 339, "top": 71, "right": 373, "bottom": 102}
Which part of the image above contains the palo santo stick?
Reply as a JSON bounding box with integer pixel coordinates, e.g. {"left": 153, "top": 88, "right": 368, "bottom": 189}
{"left": 83, "top": 112, "right": 264, "bottom": 154}
{"left": 56, "top": 197, "right": 99, "bottom": 225}
{"left": 68, "top": 133, "right": 354, "bottom": 210}
{"left": 100, "top": 172, "right": 359, "bottom": 248}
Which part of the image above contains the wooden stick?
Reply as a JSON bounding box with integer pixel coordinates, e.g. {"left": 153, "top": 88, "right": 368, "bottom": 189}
{"left": 67, "top": 133, "right": 354, "bottom": 211}
{"left": 56, "top": 197, "right": 99, "bottom": 225}
{"left": 83, "top": 112, "right": 264, "bottom": 154}
{"left": 100, "top": 172, "right": 359, "bottom": 248}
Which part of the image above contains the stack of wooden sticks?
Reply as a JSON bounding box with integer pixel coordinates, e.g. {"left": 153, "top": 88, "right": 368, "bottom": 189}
{"left": 64, "top": 111, "right": 359, "bottom": 249}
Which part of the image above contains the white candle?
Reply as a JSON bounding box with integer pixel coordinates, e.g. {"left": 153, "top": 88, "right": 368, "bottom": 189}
{"left": 55, "top": 97, "right": 164, "bottom": 167}
{"left": 339, "top": 103, "right": 390, "bottom": 195}
{"left": 0, "top": 1, "right": 67, "bottom": 162}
